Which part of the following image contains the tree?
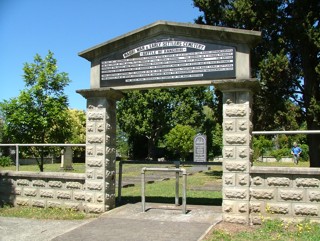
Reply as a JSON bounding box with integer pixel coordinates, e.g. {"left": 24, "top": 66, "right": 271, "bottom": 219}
{"left": 211, "top": 123, "right": 223, "bottom": 157}
{"left": 193, "top": 0, "right": 320, "bottom": 167}
{"left": 117, "top": 87, "right": 209, "bottom": 161}
{"left": 66, "top": 109, "right": 86, "bottom": 162}
{"left": 164, "top": 124, "right": 197, "bottom": 161}
{"left": 0, "top": 51, "right": 72, "bottom": 171}
{"left": 117, "top": 88, "right": 173, "bottom": 160}
{"left": 0, "top": 117, "right": 4, "bottom": 143}
{"left": 67, "top": 109, "right": 86, "bottom": 144}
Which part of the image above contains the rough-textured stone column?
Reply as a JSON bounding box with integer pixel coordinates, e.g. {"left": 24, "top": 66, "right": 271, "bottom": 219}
{"left": 214, "top": 79, "right": 259, "bottom": 224}
{"left": 77, "top": 88, "right": 123, "bottom": 213}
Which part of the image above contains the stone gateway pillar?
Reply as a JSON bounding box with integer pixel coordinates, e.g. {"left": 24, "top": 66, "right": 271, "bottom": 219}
{"left": 77, "top": 89, "right": 123, "bottom": 213}
{"left": 214, "top": 79, "right": 259, "bottom": 224}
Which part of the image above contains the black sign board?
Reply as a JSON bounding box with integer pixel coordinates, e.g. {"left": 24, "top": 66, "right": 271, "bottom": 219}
{"left": 100, "top": 38, "right": 236, "bottom": 87}
{"left": 194, "top": 134, "right": 207, "bottom": 162}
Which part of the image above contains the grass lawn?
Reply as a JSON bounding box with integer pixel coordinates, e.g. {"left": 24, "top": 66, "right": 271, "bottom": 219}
{"left": 253, "top": 160, "right": 310, "bottom": 167}
{"left": 120, "top": 166, "right": 222, "bottom": 206}
{"left": 0, "top": 163, "right": 86, "bottom": 173}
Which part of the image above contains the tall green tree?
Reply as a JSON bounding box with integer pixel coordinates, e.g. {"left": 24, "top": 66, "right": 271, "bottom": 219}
{"left": 0, "top": 117, "right": 4, "bottom": 143}
{"left": 193, "top": 0, "right": 320, "bottom": 167}
{"left": 164, "top": 124, "right": 197, "bottom": 161}
{"left": 67, "top": 109, "right": 86, "bottom": 144}
{"left": 117, "top": 88, "right": 173, "bottom": 160}
{"left": 117, "top": 87, "right": 209, "bottom": 160}
{"left": 0, "top": 51, "right": 72, "bottom": 171}
{"left": 66, "top": 109, "right": 86, "bottom": 162}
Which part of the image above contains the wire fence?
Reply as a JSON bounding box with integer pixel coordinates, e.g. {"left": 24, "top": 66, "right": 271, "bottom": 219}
{"left": 1, "top": 130, "right": 319, "bottom": 170}
{"left": 252, "top": 130, "right": 320, "bottom": 163}
{"left": 0, "top": 143, "right": 85, "bottom": 171}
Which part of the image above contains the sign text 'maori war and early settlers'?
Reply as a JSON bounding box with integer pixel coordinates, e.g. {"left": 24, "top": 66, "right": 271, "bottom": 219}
{"left": 100, "top": 38, "right": 236, "bottom": 87}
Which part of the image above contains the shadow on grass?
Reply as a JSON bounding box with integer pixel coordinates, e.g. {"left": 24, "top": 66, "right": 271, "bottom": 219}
{"left": 117, "top": 196, "right": 222, "bottom": 207}
{"left": 204, "top": 170, "right": 223, "bottom": 178}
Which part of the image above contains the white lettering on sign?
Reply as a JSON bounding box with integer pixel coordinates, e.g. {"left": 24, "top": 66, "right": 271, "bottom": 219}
{"left": 102, "top": 49, "right": 234, "bottom": 83}
{"left": 123, "top": 41, "right": 206, "bottom": 58}
{"left": 140, "top": 48, "right": 187, "bottom": 57}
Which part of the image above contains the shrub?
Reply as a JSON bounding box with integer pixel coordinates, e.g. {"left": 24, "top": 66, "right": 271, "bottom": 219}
{"left": 269, "top": 148, "right": 291, "bottom": 161}
{"left": 0, "top": 156, "right": 13, "bottom": 167}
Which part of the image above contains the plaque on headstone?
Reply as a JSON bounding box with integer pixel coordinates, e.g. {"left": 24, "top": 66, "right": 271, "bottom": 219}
{"left": 100, "top": 38, "right": 235, "bottom": 87}
{"left": 194, "top": 134, "right": 207, "bottom": 162}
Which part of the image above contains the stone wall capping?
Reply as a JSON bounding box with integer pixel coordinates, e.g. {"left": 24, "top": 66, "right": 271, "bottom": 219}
{"left": 213, "top": 78, "right": 260, "bottom": 92}
{"left": 251, "top": 166, "right": 320, "bottom": 175}
{"left": 0, "top": 171, "right": 85, "bottom": 180}
{"left": 76, "top": 88, "right": 124, "bottom": 100}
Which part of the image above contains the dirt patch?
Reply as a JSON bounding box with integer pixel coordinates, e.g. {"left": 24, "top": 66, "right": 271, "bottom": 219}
{"left": 205, "top": 221, "right": 258, "bottom": 238}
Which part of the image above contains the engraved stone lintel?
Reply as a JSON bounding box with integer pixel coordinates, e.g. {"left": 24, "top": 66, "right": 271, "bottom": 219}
{"left": 224, "top": 214, "right": 248, "bottom": 224}
{"left": 225, "top": 188, "right": 247, "bottom": 199}
{"left": 268, "top": 204, "right": 290, "bottom": 214}
{"left": 224, "top": 121, "right": 235, "bottom": 131}
{"left": 225, "top": 105, "right": 247, "bottom": 117}
{"left": 224, "top": 147, "right": 235, "bottom": 158}
{"left": 280, "top": 190, "right": 303, "bottom": 201}
{"left": 309, "top": 191, "right": 320, "bottom": 201}
{"left": 86, "top": 204, "right": 105, "bottom": 213}
{"left": 267, "top": 177, "right": 290, "bottom": 187}
{"left": 87, "top": 112, "right": 105, "bottom": 120}
{"left": 225, "top": 134, "right": 247, "bottom": 145}
{"left": 294, "top": 205, "right": 318, "bottom": 216}
{"left": 296, "top": 178, "right": 319, "bottom": 187}
{"left": 87, "top": 135, "right": 104, "bottom": 144}
{"left": 251, "top": 189, "right": 274, "bottom": 200}
{"left": 225, "top": 161, "right": 247, "bottom": 172}
{"left": 87, "top": 158, "right": 103, "bottom": 167}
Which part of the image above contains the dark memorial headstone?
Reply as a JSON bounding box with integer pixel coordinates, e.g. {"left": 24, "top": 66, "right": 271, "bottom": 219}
{"left": 193, "top": 134, "right": 207, "bottom": 162}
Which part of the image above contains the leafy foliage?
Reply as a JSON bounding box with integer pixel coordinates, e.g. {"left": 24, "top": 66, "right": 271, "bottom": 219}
{"left": 67, "top": 109, "right": 86, "bottom": 144}
{"left": 252, "top": 134, "right": 309, "bottom": 162}
{"left": 117, "top": 87, "right": 213, "bottom": 160}
{"left": 0, "top": 51, "right": 72, "bottom": 171}
{"left": 252, "top": 136, "right": 273, "bottom": 161}
{"left": 193, "top": 0, "right": 320, "bottom": 166}
{"left": 211, "top": 123, "right": 223, "bottom": 157}
{"left": 164, "top": 124, "right": 197, "bottom": 161}
{"left": 0, "top": 156, "right": 13, "bottom": 167}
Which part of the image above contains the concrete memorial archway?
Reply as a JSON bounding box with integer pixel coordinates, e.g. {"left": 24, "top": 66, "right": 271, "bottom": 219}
{"left": 77, "top": 21, "right": 261, "bottom": 222}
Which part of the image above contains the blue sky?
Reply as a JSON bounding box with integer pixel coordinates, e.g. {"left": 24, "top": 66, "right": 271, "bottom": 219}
{"left": 0, "top": 0, "right": 201, "bottom": 110}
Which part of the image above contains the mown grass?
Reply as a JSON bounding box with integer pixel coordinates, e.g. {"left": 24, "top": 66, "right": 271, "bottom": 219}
{"left": 204, "top": 219, "right": 320, "bottom": 241}
{"left": 0, "top": 206, "right": 98, "bottom": 220}
{"left": 253, "top": 160, "right": 310, "bottom": 167}
{"left": 120, "top": 167, "right": 222, "bottom": 206}
{"left": 0, "top": 163, "right": 86, "bottom": 173}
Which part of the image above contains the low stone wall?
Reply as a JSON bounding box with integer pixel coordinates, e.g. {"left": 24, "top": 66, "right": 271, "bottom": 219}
{"left": 250, "top": 167, "right": 320, "bottom": 224}
{"left": 0, "top": 171, "right": 86, "bottom": 211}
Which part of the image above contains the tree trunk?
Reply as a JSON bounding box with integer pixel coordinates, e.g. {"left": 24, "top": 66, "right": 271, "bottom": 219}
{"left": 308, "top": 134, "right": 320, "bottom": 167}
{"left": 39, "top": 146, "right": 44, "bottom": 172}
{"left": 147, "top": 137, "right": 157, "bottom": 161}
{"left": 299, "top": 29, "right": 320, "bottom": 167}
